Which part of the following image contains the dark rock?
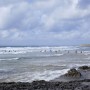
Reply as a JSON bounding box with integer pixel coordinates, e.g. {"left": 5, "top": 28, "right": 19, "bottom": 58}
{"left": 0, "top": 80, "right": 90, "bottom": 90}
{"left": 79, "top": 66, "right": 90, "bottom": 70}
{"left": 64, "top": 69, "right": 82, "bottom": 78}
{"left": 75, "top": 85, "right": 90, "bottom": 90}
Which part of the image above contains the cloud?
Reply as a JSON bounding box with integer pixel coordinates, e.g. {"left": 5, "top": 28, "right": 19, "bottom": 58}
{"left": 78, "top": 0, "right": 90, "bottom": 9}
{"left": 0, "top": 0, "right": 90, "bottom": 45}
{"left": 0, "top": 5, "right": 11, "bottom": 29}
{"left": 0, "top": 30, "right": 9, "bottom": 38}
{"left": 0, "top": 28, "right": 27, "bottom": 41}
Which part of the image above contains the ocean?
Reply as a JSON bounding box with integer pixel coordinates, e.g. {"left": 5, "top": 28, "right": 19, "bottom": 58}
{"left": 0, "top": 46, "right": 90, "bottom": 82}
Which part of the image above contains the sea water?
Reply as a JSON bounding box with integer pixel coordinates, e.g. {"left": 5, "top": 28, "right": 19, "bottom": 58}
{"left": 0, "top": 46, "right": 90, "bottom": 82}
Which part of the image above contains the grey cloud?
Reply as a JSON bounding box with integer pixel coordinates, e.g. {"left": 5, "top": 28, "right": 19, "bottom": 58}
{"left": 0, "top": 0, "right": 90, "bottom": 45}
{"left": 0, "top": 0, "right": 24, "bottom": 6}
{"left": 78, "top": 0, "right": 90, "bottom": 9}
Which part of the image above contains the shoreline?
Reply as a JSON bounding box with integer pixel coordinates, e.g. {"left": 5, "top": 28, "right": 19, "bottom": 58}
{"left": 0, "top": 79, "right": 90, "bottom": 90}
{"left": 0, "top": 66, "right": 90, "bottom": 90}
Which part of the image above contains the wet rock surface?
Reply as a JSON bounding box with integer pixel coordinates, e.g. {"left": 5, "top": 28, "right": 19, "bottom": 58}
{"left": 0, "top": 66, "right": 90, "bottom": 90}
{"left": 0, "top": 80, "right": 90, "bottom": 90}
{"left": 79, "top": 66, "right": 90, "bottom": 70}
{"left": 64, "top": 69, "right": 82, "bottom": 78}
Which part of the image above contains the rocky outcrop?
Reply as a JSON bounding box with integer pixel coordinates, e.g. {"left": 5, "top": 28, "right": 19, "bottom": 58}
{"left": 0, "top": 66, "right": 90, "bottom": 90}
{"left": 64, "top": 68, "right": 82, "bottom": 78}
{"left": 79, "top": 66, "right": 90, "bottom": 70}
{"left": 80, "top": 44, "right": 90, "bottom": 47}
{"left": 0, "top": 80, "right": 90, "bottom": 90}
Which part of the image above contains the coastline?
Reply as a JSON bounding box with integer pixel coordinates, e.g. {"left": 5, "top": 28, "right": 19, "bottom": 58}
{"left": 0, "top": 46, "right": 90, "bottom": 89}
{"left": 0, "top": 79, "right": 90, "bottom": 90}
{"left": 0, "top": 66, "right": 90, "bottom": 90}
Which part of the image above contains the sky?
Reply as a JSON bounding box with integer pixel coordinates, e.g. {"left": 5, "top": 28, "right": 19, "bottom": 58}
{"left": 0, "top": 0, "right": 90, "bottom": 46}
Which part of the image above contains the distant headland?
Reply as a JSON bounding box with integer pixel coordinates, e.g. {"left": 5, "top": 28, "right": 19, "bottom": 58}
{"left": 80, "top": 44, "right": 90, "bottom": 47}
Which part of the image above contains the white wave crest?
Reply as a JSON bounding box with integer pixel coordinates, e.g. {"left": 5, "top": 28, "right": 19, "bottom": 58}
{"left": 0, "top": 46, "right": 79, "bottom": 54}
{"left": 6, "top": 69, "right": 69, "bottom": 82}
{"left": 0, "top": 58, "right": 19, "bottom": 61}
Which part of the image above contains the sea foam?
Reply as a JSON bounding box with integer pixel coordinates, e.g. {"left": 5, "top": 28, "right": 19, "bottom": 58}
{"left": 0, "top": 46, "right": 79, "bottom": 54}
{"left": 6, "top": 69, "right": 69, "bottom": 82}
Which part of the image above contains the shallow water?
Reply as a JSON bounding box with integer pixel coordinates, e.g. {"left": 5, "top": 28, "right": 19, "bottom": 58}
{"left": 0, "top": 46, "right": 90, "bottom": 82}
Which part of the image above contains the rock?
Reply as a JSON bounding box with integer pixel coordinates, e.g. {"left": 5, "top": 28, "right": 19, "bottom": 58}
{"left": 65, "top": 69, "right": 82, "bottom": 78}
{"left": 75, "top": 85, "right": 90, "bottom": 90}
{"left": 79, "top": 66, "right": 90, "bottom": 70}
{"left": 0, "top": 80, "right": 90, "bottom": 90}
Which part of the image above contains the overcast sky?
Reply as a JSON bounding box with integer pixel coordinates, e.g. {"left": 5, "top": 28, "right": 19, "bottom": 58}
{"left": 0, "top": 0, "right": 90, "bottom": 46}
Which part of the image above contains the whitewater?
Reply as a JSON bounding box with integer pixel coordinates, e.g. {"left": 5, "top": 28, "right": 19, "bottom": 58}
{"left": 0, "top": 46, "right": 90, "bottom": 82}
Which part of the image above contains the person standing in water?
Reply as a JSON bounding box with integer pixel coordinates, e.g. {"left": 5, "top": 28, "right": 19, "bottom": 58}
{"left": 75, "top": 50, "right": 77, "bottom": 54}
